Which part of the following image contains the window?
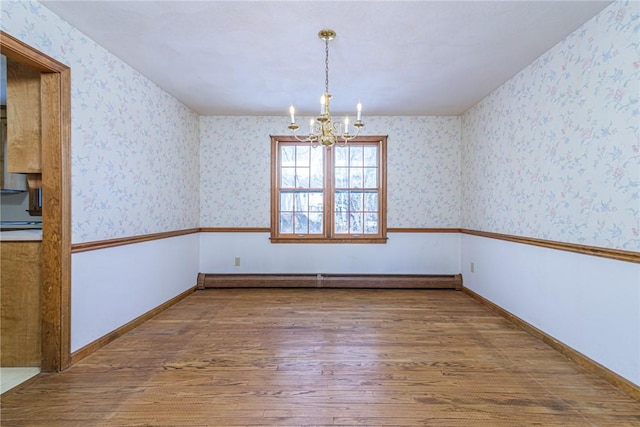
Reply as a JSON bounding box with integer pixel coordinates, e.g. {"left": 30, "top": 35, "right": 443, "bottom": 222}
{"left": 270, "top": 135, "right": 387, "bottom": 243}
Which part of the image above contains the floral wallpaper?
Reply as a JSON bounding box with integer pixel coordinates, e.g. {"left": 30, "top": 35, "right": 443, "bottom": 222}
{"left": 461, "top": 0, "right": 639, "bottom": 251}
{"left": 4, "top": 0, "right": 634, "bottom": 250}
{"left": 199, "top": 116, "right": 461, "bottom": 228}
{"left": 1, "top": 1, "right": 201, "bottom": 244}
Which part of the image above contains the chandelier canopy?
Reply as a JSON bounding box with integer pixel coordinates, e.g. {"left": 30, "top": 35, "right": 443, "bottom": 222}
{"left": 288, "top": 29, "right": 364, "bottom": 147}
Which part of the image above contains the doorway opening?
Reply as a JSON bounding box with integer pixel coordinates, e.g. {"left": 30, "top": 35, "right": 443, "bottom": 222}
{"left": 0, "top": 31, "right": 71, "bottom": 381}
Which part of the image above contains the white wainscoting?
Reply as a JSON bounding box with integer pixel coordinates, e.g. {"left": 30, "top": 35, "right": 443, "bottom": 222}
{"left": 71, "top": 233, "right": 200, "bottom": 352}
{"left": 461, "top": 233, "right": 640, "bottom": 386}
{"left": 199, "top": 232, "right": 461, "bottom": 275}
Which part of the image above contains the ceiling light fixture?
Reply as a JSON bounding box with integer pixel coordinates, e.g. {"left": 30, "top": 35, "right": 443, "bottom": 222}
{"left": 288, "top": 29, "right": 364, "bottom": 147}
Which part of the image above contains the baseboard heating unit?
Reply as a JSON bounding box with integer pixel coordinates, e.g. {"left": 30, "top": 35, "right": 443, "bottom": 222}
{"left": 197, "top": 273, "right": 462, "bottom": 290}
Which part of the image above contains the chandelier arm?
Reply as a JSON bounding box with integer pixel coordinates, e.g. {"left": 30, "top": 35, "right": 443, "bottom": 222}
{"left": 340, "top": 125, "right": 362, "bottom": 143}
{"left": 289, "top": 127, "right": 314, "bottom": 143}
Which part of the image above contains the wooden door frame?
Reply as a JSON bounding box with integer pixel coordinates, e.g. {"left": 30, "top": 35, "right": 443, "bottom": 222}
{"left": 1, "top": 31, "right": 71, "bottom": 371}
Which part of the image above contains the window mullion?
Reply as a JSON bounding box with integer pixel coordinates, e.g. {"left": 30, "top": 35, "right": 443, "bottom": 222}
{"left": 325, "top": 147, "right": 333, "bottom": 238}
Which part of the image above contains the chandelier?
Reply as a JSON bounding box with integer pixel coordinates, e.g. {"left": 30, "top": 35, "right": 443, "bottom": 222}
{"left": 288, "top": 29, "right": 364, "bottom": 147}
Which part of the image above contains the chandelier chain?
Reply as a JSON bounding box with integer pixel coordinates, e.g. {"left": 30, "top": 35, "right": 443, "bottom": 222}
{"left": 325, "top": 38, "right": 330, "bottom": 94}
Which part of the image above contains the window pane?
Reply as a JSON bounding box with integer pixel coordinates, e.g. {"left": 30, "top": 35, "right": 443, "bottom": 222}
{"left": 309, "top": 191, "right": 323, "bottom": 212}
{"left": 280, "top": 191, "right": 293, "bottom": 211}
{"left": 295, "top": 167, "right": 310, "bottom": 188}
{"left": 364, "top": 191, "right": 378, "bottom": 211}
{"left": 281, "top": 167, "right": 295, "bottom": 187}
{"left": 350, "top": 191, "right": 364, "bottom": 212}
{"left": 363, "top": 146, "right": 378, "bottom": 166}
{"left": 310, "top": 167, "right": 323, "bottom": 188}
{"left": 335, "top": 190, "right": 349, "bottom": 212}
{"left": 334, "top": 145, "right": 348, "bottom": 167}
{"left": 350, "top": 212, "right": 363, "bottom": 233}
{"left": 294, "top": 213, "right": 308, "bottom": 234}
{"left": 365, "top": 213, "right": 378, "bottom": 234}
{"left": 349, "top": 168, "right": 363, "bottom": 188}
{"left": 294, "top": 191, "right": 308, "bottom": 211}
{"left": 335, "top": 167, "right": 348, "bottom": 188}
{"left": 310, "top": 146, "right": 324, "bottom": 168}
{"left": 364, "top": 167, "right": 377, "bottom": 188}
{"left": 281, "top": 146, "right": 296, "bottom": 166}
{"left": 309, "top": 149, "right": 323, "bottom": 188}
{"left": 309, "top": 213, "right": 323, "bottom": 234}
{"left": 280, "top": 212, "right": 293, "bottom": 233}
{"left": 296, "top": 145, "right": 310, "bottom": 166}
{"left": 350, "top": 146, "right": 363, "bottom": 166}
{"left": 335, "top": 211, "right": 348, "bottom": 234}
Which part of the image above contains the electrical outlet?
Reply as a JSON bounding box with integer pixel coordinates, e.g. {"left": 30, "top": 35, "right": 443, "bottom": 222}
{"left": 470, "top": 262, "right": 475, "bottom": 273}
{"left": 234, "top": 257, "right": 241, "bottom": 267}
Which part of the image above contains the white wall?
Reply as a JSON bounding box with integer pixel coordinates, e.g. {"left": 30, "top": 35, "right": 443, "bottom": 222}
{"left": 2, "top": 1, "right": 201, "bottom": 353}
{"left": 71, "top": 234, "right": 199, "bottom": 352}
{"left": 198, "top": 115, "right": 462, "bottom": 276}
{"left": 200, "top": 232, "right": 460, "bottom": 274}
{"left": 462, "top": 234, "right": 640, "bottom": 385}
{"left": 460, "top": 1, "right": 640, "bottom": 387}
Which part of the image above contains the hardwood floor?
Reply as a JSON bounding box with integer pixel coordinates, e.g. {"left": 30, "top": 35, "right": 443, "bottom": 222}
{"left": 2, "top": 289, "right": 639, "bottom": 426}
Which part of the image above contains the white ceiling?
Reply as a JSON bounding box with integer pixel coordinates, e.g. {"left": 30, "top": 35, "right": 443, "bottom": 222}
{"left": 41, "top": 1, "right": 612, "bottom": 116}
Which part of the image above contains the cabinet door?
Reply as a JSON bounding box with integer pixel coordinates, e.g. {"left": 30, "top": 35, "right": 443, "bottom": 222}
{"left": 1, "top": 110, "right": 28, "bottom": 192}
{"left": 0, "top": 242, "right": 42, "bottom": 367}
{"left": 6, "top": 57, "right": 41, "bottom": 174}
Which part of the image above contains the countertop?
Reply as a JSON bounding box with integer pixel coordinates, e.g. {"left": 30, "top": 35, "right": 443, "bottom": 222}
{"left": 0, "top": 229, "right": 43, "bottom": 241}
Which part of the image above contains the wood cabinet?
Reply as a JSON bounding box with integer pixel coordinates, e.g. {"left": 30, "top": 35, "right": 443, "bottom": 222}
{"left": 6, "top": 57, "right": 42, "bottom": 176}
{"left": 1, "top": 241, "right": 42, "bottom": 367}
{"left": 1, "top": 106, "right": 29, "bottom": 192}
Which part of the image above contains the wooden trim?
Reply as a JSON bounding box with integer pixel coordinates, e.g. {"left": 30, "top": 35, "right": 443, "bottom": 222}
{"left": 199, "top": 273, "right": 462, "bottom": 290}
{"left": 461, "top": 229, "right": 639, "bottom": 264}
{"left": 84, "top": 228, "right": 636, "bottom": 264}
{"left": 0, "top": 31, "right": 68, "bottom": 72}
{"left": 70, "top": 286, "right": 196, "bottom": 365}
{"left": 201, "top": 228, "right": 463, "bottom": 234}
{"left": 270, "top": 135, "right": 279, "bottom": 241}
{"left": 462, "top": 286, "right": 640, "bottom": 401}
{"left": 269, "top": 237, "right": 388, "bottom": 244}
{"left": 40, "top": 70, "right": 70, "bottom": 370}
{"left": 71, "top": 228, "right": 200, "bottom": 253}
{"left": 199, "top": 227, "right": 270, "bottom": 233}
{"left": 2, "top": 31, "right": 72, "bottom": 372}
{"left": 199, "top": 227, "right": 462, "bottom": 234}
{"left": 388, "top": 228, "right": 462, "bottom": 233}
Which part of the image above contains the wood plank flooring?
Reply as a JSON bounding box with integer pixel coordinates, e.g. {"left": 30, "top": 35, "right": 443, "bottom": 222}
{"left": 2, "top": 289, "right": 639, "bottom": 426}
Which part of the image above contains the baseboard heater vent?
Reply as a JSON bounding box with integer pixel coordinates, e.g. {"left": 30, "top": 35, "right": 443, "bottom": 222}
{"left": 197, "top": 273, "right": 462, "bottom": 290}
